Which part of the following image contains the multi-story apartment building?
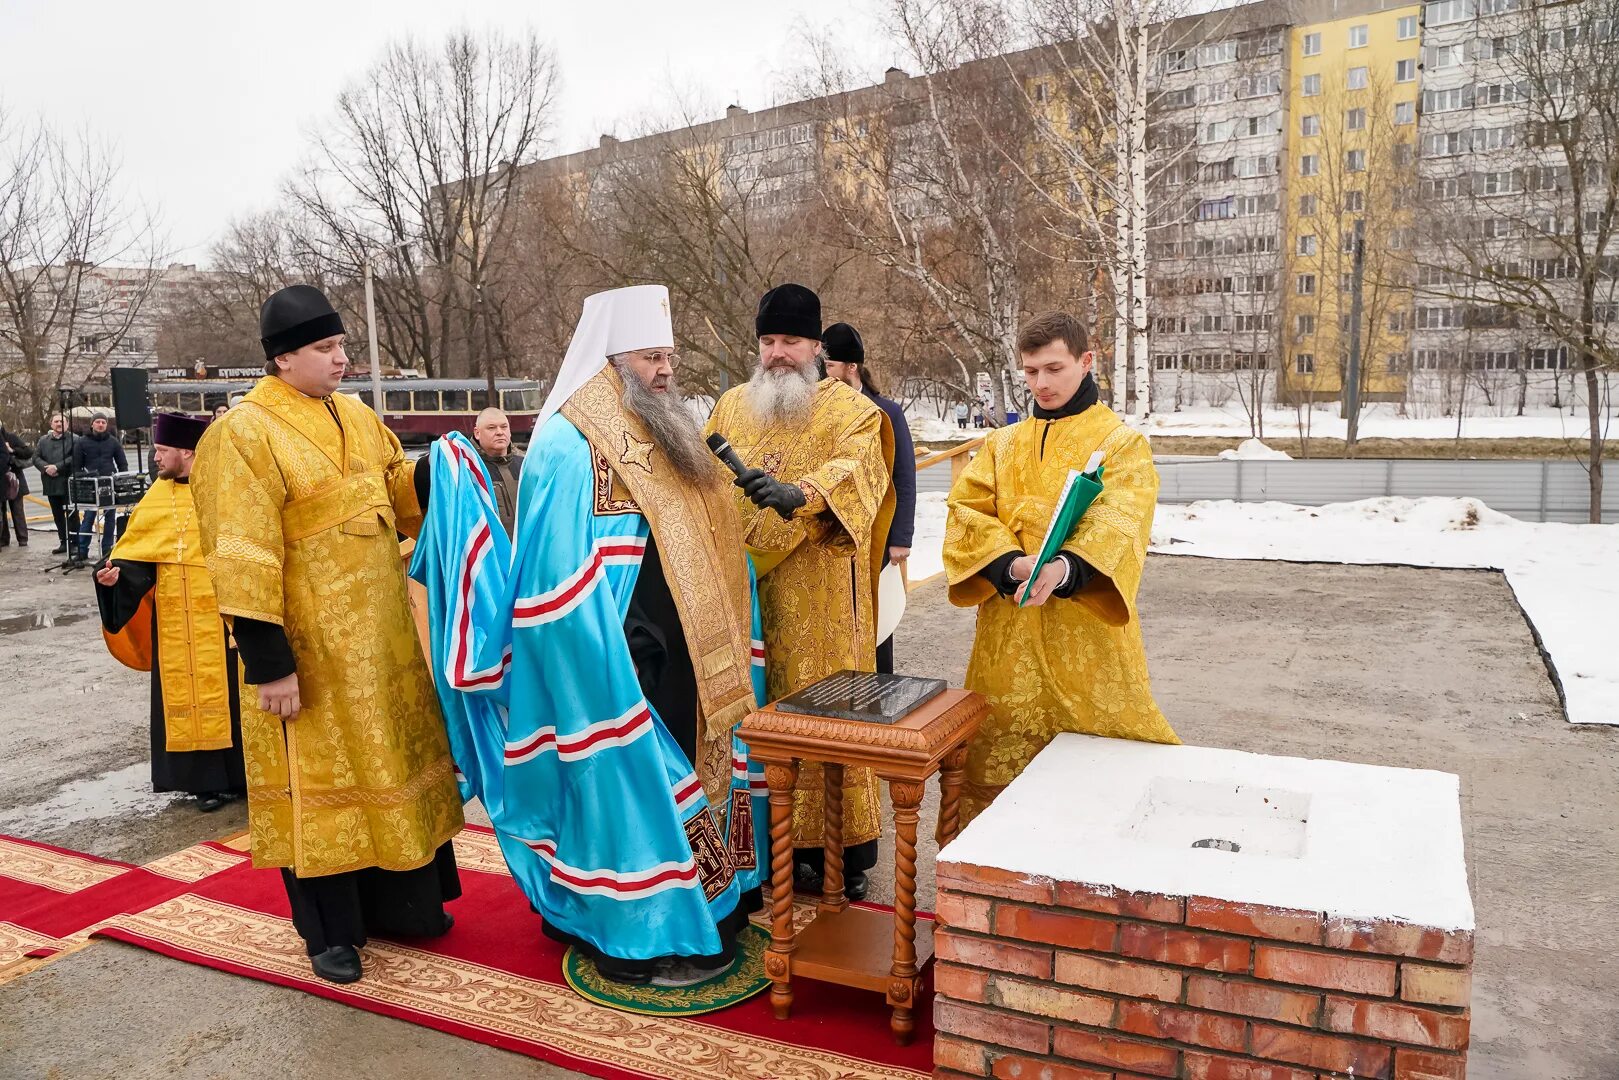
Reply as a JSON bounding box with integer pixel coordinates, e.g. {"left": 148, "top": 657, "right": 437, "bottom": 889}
{"left": 514, "top": 0, "right": 1604, "bottom": 415}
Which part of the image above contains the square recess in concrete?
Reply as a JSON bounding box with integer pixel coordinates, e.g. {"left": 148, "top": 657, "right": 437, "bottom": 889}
{"left": 1122, "top": 776, "right": 1310, "bottom": 859}
{"left": 941, "top": 734, "right": 1474, "bottom": 930}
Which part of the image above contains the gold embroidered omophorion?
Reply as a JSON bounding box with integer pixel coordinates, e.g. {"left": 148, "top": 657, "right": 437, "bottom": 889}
{"left": 191, "top": 375, "right": 463, "bottom": 877}
{"left": 562, "top": 367, "right": 758, "bottom": 807}
{"left": 102, "top": 478, "right": 232, "bottom": 752}
{"left": 707, "top": 378, "right": 895, "bottom": 848}
{"left": 944, "top": 404, "right": 1179, "bottom": 826}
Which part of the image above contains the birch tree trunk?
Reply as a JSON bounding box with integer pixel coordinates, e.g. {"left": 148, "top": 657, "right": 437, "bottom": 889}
{"left": 1129, "top": 16, "right": 1152, "bottom": 423}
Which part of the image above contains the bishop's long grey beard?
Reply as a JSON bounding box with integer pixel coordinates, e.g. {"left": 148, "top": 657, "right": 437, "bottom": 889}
{"left": 744, "top": 360, "right": 817, "bottom": 427}
{"left": 614, "top": 364, "right": 714, "bottom": 482}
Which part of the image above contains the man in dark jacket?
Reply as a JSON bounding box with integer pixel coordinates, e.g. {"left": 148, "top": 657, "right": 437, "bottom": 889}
{"left": 0, "top": 425, "right": 32, "bottom": 549}
{"left": 34, "top": 413, "right": 77, "bottom": 554}
{"left": 470, "top": 406, "right": 524, "bottom": 537}
{"left": 821, "top": 322, "right": 916, "bottom": 674}
{"left": 71, "top": 415, "right": 128, "bottom": 565}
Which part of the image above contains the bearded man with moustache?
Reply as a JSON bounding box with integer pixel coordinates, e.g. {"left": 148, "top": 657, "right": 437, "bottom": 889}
{"left": 705, "top": 284, "right": 894, "bottom": 902}
{"left": 413, "top": 285, "right": 768, "bottom": 988}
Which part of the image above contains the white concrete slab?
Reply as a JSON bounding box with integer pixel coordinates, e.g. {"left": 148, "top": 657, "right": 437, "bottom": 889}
{"left": 940, "top": 734, "right": 1474, "bottom": 931}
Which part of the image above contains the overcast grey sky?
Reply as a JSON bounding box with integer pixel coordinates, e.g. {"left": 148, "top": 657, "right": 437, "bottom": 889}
{"left": 1, "top": 0, "right": 893, "bottom": 265}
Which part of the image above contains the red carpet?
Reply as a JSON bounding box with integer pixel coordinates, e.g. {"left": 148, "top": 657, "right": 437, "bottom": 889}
{"left": 0, "top": 834, "right": 245, "bottom": 969}
{"left": 93, "top": 826, "right": 934, "bottom": 1079}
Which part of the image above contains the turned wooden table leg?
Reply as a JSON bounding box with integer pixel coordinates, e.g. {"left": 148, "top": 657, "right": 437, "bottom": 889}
{"left": 820, "top": 762, "right": 847, "bottom": 913}
{"left": 937, "top": 742, "right": 970, "bottom": 847}
{"left": 886, "top": 778, "right": 925, "bottom": 1046}
{"left": 765, "top": 760, "right": 800, "bottom": 1020}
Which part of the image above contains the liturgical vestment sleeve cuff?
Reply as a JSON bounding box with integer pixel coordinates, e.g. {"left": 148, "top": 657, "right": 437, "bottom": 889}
{"left": 980, "top": 550, "right": 1024, "bottom": 597}
{"left": 233, "top": 616, "right": 297, "bottom": 684}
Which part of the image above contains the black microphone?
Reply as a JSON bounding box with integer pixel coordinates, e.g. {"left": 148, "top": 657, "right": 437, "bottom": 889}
{"left": 706, "top": 432, "right": 748, "bottom": 477}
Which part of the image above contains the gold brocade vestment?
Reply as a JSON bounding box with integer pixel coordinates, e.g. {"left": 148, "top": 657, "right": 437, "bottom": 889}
{"left": 102, "top": 478, "right": 232, "bottom": 752}
{"left": 562, "top": 367, "right": 758, "bottom": 806}
{"left": 707, "top": 379, "right": 895, "bottom": 848}
{"left": 943, "top": 404, "right": 1179, "bottom": 826}
{"left": 191, "top": 376, "right": 464, "bottom": 877}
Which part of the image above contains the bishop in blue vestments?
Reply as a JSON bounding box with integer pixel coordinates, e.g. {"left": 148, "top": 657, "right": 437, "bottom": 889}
{"left": 413, "top": 285, "right": 768, "bottom": 986}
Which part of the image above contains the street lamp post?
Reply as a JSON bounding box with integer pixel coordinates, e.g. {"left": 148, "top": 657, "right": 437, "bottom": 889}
{"left": 361, "top": 239, "right": 414, "bottom": 418}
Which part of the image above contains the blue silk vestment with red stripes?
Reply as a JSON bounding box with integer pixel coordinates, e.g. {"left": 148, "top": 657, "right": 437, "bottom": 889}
{"left": 411, "top": 428, "right": 768, "bottom": 962}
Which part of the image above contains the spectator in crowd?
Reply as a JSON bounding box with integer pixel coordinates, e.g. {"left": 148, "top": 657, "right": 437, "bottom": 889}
{"left": 34, "top": 413, "right": 76, "bottom": 554}
{"left": 71, "top": 415, "right": 127, "bottom": 566}
{"left": 0, "top": 425, "right": 32, "bottom": 549}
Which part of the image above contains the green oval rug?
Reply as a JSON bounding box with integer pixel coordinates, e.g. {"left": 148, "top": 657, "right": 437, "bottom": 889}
{"left": 562, "top": 924, "right": 771, "bottom": 1017}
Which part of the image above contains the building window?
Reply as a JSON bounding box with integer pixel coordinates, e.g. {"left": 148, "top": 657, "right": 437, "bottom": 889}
{"left": 1299, "top": 193, "right": 1318, "bottom": 215}
{"left": 1397, "top": 59, "right": 1417, "bottom": 82}
{"left": 1303, "top": 73, "right": 1322, "bottom": 96}
{"left": 1426, "top": 0, "right": 1475, "bottom": 27}
{"left": 1395, "top": 101, "right": 1415, "bottom": 125}
{"left": 1303, "top": 32, "right": 1322, "bottom": 56}
{"left": 1297, "top": 314, "right": 1316, "bottom": 335}
{"left": 1347, "top": 149, "right": 1367, "bottom": 171}
{"left": 1301, "top": 154, "right": 1319, "bottom": 176}
{"left": 1346, "top": 107, "right": 1367, "bottom": 131}
{"left": 1398, "top": 15, "right": 1418, "bottom": 39}
{"left": 1423, "top": 86, "right": 1471, "bottom": 112}
{"left": 1348, "top": 67, "right": 1370, "bottom": 90}
{"left": 1199, "top": 40, "right": 1239, "bottom": 66}
{"left": 1349, "top": 24, "right": 1369, "bottom": 48}
{"left": 1430, "top": 43, "right": 1465, "bottom": 68}
{"left": 1295, "top": 353, "right": 1316, "bottom": 374}
{"left": 1390, "top": 311, "right": 1408, "bottom": 331}
{"left": 1345, "top": 190, "right": 1365, "bottom": 211}
{"left": 1297, "top": 274, "right": 1317, "bottom": 295}
{"left": 1302, "top": 114, "right": 1320, "bottom": 136}
{"left": 1424, "top": 131, "right": 1468, "bottom": 157}
{"left": 1298, "top": 234, "right": 1318, "bottom": 255}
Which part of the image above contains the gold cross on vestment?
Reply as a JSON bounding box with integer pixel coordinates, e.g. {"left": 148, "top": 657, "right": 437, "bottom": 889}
{"left": 620, "top": 431, "right": 655, "bottom": 473}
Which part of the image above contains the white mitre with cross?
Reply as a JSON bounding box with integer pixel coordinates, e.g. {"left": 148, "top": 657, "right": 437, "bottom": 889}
{"left": 539, "top": 284, "right": 675, "bottom": 424}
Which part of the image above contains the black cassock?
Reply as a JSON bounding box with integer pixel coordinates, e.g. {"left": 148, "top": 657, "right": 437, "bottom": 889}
{"left": 95, "top": 559, "right": 247, "bottom": 798}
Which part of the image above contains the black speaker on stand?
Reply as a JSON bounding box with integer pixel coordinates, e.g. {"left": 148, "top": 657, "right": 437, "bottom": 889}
{"left": 108, "top": 366, "right": 151, "bottom": 476}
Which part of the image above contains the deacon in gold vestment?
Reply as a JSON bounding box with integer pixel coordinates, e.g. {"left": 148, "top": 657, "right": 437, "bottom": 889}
{"left": 96, "top": 412, "right": 244, "bottom": 812}
{"left": 944, "top": 312, "right": 1178, "bottom": 826}
{"left": 706, "top": 284, "right": 895, "bottom": 901}
{"left": 191, "top": 284, "right": 463, "bottom": 985}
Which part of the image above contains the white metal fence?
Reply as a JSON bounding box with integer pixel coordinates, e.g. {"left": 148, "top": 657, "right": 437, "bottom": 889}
{"left": 918, "top": 453, "right": 1614, "bottom": 523}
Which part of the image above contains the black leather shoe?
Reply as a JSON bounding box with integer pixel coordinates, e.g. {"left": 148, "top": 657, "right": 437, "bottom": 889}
{"left": 310, "top": 946, "right": 363, "bottom": 983}
{"left": 50, "top": 545, "right": 66, "bottom": 555}
{"left": 427, "top": 912, "right": 455, "bottom": 938}
{"left": 793, "top": 862, "right": 823, "bottom": 895}
{"left": 196, "top": 793, "right": 226, "bottom": 813}
{"left": 845, "top": 872, "right": 869, "bottom": 903}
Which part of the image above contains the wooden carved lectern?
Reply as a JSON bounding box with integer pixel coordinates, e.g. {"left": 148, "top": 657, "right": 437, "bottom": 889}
{"left": 740, "top": 675, "right": 986, "bottom": 1044}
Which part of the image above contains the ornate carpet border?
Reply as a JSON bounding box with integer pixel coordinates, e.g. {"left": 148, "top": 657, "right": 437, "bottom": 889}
{"left": 0, "top": 835, "right": 130, "bottom": 894}
{"left": 95, "top": 895, "right": 926, "bottom": 1080}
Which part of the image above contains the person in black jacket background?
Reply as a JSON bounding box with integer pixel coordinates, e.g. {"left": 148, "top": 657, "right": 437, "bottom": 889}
{"left": 34, "top": 413, "right": 77, "bottom": 553}
{"left": 821, "top": 322, "right": 916, "bottom": 674}
{"left": 0, "top": 425, "right": 33, "bottom": 549}
{"left": 70, "top": 415, "right": 128, "bottom": 565}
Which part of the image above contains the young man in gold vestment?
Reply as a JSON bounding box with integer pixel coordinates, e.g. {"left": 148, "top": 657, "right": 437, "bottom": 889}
{"left": 191, "top": 285, "right": 464, "bottom": 985}
{"left": 706, "top": 284, "right": 895, "bottom": 901}
{"left": 943, "top": 311, "right": 1179, "bottom": 826}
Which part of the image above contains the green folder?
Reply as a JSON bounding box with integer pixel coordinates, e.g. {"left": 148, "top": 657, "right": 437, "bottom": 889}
{"left": 1019, "top": 452, "right": 1105, "bottom": 607}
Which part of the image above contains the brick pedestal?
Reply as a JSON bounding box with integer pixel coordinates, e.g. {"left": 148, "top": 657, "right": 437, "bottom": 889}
{"left": 931, "top": 736, "right": 1474, "bottom": 1080}
{"left": 933, "top": 867, "right": 1471, "bottom": 1079}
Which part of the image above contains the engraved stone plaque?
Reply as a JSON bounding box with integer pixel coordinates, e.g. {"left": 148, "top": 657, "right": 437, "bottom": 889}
{"left": 775, "top": 670, "right": 948, "bottom": 724}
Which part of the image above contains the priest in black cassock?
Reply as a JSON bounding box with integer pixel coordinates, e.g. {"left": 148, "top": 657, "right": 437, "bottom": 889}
{"left": 96, "top": 412, "right": 246, "bottom": 812}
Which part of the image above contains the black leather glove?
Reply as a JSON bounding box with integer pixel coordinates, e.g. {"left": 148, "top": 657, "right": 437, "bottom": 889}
{"left": 735, "top": 467, "right": 808, "bottom": 520}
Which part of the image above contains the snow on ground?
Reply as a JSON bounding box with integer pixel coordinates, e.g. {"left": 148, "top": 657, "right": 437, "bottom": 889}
{"left": 1138, "top": 403, "right": 1603, "bottom": 441}
{"left": 1216, "top": 438, "right": 1291, "bottom": 461}
{"left": 907, "top": 492, "right": 949, "bottom": 584}
{"left": 903, "top": 401, "right": 1607, "bottom": 442}
{"left": 907, "top": 492, "right": 1618, "bottom": 726}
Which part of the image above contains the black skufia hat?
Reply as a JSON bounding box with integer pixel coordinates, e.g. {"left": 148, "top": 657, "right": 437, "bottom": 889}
{"left": 755, "top": 283, "right": 822, "bottom": 341}
{"left": 822, "top": 322, "right": 864, "bottom": 364}
{"left": 260, "top": 284, "right": 346, "bottom": 361}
